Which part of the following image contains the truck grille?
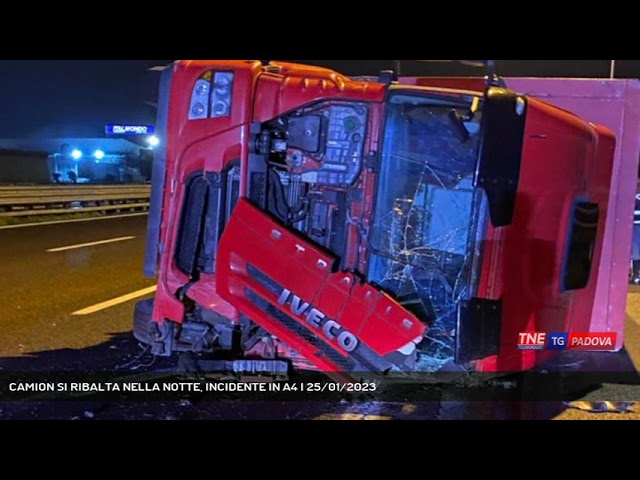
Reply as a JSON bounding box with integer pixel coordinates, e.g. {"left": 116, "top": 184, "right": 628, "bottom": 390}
{"left": 244, "top": 286, "right": 355, "bottom": 371}
{"left": 175, "top": 168, "right": 240, "bottom": 278}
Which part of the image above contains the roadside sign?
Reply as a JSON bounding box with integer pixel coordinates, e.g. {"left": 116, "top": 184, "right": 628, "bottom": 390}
{"left": 106, "top": 125, "right": 155, "bottom": 135}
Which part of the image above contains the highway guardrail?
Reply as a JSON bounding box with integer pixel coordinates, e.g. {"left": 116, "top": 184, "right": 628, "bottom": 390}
{"left": 0, "top": 185, "right": 152, "bottom": 217}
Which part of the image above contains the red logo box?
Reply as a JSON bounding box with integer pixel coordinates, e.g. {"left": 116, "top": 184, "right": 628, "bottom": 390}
{"left": 567, "top": 332, "right": 617, "bottom": 351}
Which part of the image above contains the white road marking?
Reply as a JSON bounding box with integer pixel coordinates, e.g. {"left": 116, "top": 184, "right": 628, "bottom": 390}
{"left": 47, "top": 236, "right": 136, "bottom": 252}
{"left": 72, "top": 286, "right": 157, "bottom": 316}
{"left": 313, "top": 413, "right": 392, "bottom": 421}
{"left": 0, "top": 212, "right": 148, "bottom": 230}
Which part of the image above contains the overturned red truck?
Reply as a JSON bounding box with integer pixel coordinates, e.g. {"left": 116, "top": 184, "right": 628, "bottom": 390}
{"left": 134, "top": 60, "right": 639, "bottom": 378}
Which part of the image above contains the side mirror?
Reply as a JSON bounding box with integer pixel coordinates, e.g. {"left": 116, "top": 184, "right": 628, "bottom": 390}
{"left": 475, "top": 88, "right": 527, "bottom": 227}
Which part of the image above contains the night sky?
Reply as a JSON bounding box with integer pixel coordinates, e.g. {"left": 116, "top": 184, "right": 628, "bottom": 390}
{"left": 1, "top": 60, "right": 640, "bottom": 138}
{"left": 0, "top": 60, "right": 171, "bottom": 138}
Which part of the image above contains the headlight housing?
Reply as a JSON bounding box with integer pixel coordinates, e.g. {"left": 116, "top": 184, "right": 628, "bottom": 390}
{"left": 188, "top": 71, "right": 234, "bottom": 120}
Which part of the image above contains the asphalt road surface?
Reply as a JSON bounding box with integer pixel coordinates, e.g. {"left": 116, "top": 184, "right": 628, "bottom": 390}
{"left": 0, "top": 214, "right": 155, "bottom": 357}
{"left": 0, "top": 214, "right": 639, "bottom": 420}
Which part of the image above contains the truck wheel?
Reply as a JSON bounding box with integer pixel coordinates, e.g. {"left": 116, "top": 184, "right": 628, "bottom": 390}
{"left": 133, "top": 298, "right": 155, "bottom": 345}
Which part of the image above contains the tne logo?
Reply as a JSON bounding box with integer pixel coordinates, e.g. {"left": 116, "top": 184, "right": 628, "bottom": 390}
{"left": 517, "top": 332, "right": 546, "bottom": 350}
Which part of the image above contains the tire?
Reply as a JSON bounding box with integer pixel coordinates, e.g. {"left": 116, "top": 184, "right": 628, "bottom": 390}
{"left": 133, "top": 298, "right": 155, "bottom": 345}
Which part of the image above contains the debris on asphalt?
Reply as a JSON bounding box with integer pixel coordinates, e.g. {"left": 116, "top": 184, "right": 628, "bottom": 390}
{"left": 564, "top": 401, "right": 636, "bottom": 414}
{"left": 83, "top": 410, "right": 95, "bottom": 419}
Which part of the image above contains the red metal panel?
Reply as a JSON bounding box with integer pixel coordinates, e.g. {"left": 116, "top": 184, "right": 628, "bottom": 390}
{"left": 253, "top": 62, "right": 386, "bottom": 122}
{"left": 508, "top": 79, "right": 640, "bottom": 350}
{"left": 152, "top": 60, "right": 261, "bottom": 323}
{"left": 185, "top": 275, "right": 239, "bottom": 323}
{"left": 474, "top": 91, "right": 618, "bottom": 372}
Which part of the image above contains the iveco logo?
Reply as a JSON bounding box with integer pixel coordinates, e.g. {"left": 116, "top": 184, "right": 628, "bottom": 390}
{"left": 277, "top": 289, "right": 359, "bottom": 352}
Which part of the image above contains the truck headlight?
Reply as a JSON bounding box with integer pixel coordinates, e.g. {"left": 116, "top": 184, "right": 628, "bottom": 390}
{"left": 188, "top": 71, "right": 234, "bottom": 120}
{"left": 189, "top": 77, "right": 211, "bottom": 120}
{"left": 211, "top": 72, "right": 234, "bottom": 118}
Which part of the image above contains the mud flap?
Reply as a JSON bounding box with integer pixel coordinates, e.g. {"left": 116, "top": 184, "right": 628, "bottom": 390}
{"left": 455, "top": 298, "right": 502, "bottom": 364}
{"left": 215, "top": 198, "right": 427, "bottom": 375}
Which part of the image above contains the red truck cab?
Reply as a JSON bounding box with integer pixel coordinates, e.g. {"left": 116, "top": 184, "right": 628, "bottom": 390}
{"left": 135, "top": 60, "right": 616, "bottom": 377}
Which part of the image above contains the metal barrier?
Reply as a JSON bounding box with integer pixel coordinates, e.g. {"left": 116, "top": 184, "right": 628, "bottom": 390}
{"left": 0, "top": 185, "right": 152, "bottom": 217}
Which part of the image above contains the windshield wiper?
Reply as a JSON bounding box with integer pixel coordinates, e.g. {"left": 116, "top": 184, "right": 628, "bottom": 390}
{"left": 448, "top": 109, "right": 470, "bottom": 144}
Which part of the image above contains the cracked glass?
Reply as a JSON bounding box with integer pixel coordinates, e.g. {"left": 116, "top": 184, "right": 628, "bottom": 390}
{"left": 368, "top": 92, "right": 488, "bottom": 371}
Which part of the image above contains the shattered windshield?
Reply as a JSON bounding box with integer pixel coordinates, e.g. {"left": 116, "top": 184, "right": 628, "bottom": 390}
{"left": 368, "top": 92, "right": 487, "bottom": 370}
